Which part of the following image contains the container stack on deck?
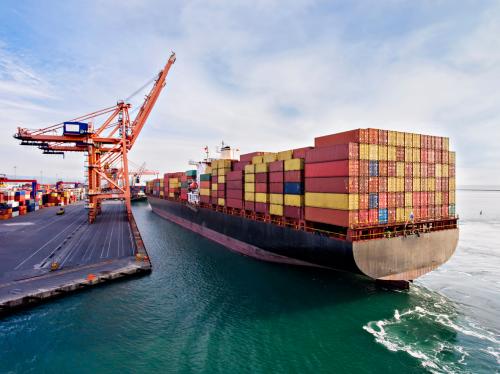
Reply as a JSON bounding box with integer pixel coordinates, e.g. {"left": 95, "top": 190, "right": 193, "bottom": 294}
{"left": 147, "top": 128, "right": 456, "bottom": 237}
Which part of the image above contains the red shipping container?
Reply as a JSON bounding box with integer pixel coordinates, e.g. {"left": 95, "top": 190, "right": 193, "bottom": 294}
{"left": 387, "top": 161, "right": 396, "bottom": 177}
{"left": 358, "top": 209, "right": 369, "bottom": 225}
{"left": 405, "top": 163, "right": 413, "bottom": 177}
{"left": 436, "top": 137, "right": 443, "bottom": 150}
{"left": 200, "top": 195, "right": 210, "bottom": 204}
{"left": 269, "top": 160, "right": 284, "bottom": 172}
{"left": 269, "top": 183, "right": 284, "bottom": 193}
{"left": 443, "top": 192, "right": 449, "bottom": 205}
{"left": 436, "top": 178, "right": 442, "bottom": 191}
{"left": 255, "top": 183, "right": 267, "bottom": 193}
{"left": 181, "top": 175, "right": 187, "bottom": 182}
{"left": 227, "top": 189, "right": 243, "bottom": 199}
{"left": 200, "top": 181, "right": 211, "bottom": 188}
{"left": 292, "top": 146, "right": 313, "bottom": 159}
{"left": 305, "top": 160, "right": 359, "bottom": 178}
{"left": 379, "top": 161, "right": 388, "bottom": 176}
{"left": 413, "top": 192, "right": 421, "bottom": 206}
{"left": 368, "top": 128, "right": 379, "bottom": 144}
{"left": 396, "top": 192, "right": 404, "bottom": 206}
{"left": 255, "top": 173, "right": 267, "bottom": 183}
{"left": 359, "top": 160, "right": 369, "bottom": 176}
{"left": 435, "top": 150, "right": 442, "bottom": 163}
{"left": 405, "top": 177, "right": 412, "bottom": 191}
{"left": 413, "top": 207, "right": 421, "bottom": 220}
{"left": 284, "top": 206, "right": 302, "bottom": 219}
{"left": 226, "top": 170, "right": 243, "bottom": 181}
{"left": 388, "top": 192, "right": 396, "bottom": 208}
{"left": 420, "top": 163, "right": 428, "bottom": 177}
{"left": 217, "top": 183, "right": 225, "bottom": 191}
{"left": 359, "top": 177, "right": 369, "bottom": 193}
{"left": 428, "top": 149, "right": 435, "bottom": 164}
{"left": 396, "top": 147, "right": 405, "bottom": 162}
{"left": 305, "top": 177, "right": 358, "bottom": 193}
{"left": 428, "top": 192, "right": 435, "bottom": 205}
{"left": 379, "top": 192, "right": 387, "bottom": 208}
{"left": 379, "top": 129, "right": 388, "bottom": 145}
{"left": 388, "top": 208, "right": 396, "bottom": 223}
{"left": 226, "top": 199, "right": 243, "bottom": 209}
{"left": 420, "top": 148, "right": 428, "bottom": 163}
{"left": 378, "top": 177, "right": 387, "bottom": 192}
{"left": 420, "top": 206, "right": 428, "bottom": 219}
{"left": 240, "top": 152, "right": 264, "bottom": 162}
{"left": 232, "top": 161, "right": 250, "bottom": 171}
{"left": 421, "top": 192, "right": 428, "bottom": 206}
{"left": 269, "top": 172, "right": 284, "bottom": 183}
{"left": 428, "top": 164, "right": 435, "bottom": 177}
{"left": 211, "top": 191, "right": 218, "bottom": 198}
{"left": 359, "top": 194, "right": 369, "bottom": 210}
{"left": 441, "top": 205, "right": 448, "bottom": 218}
{"left": 244, "top": 201, "right": 255, "bottom": 211}
{"left": 284, "top": 170, "right": 302, "bottom": 182}
{"left": 227, "top": 180, "right": 243, "bottom": 190}
{"left": 314, "top": 129, "right": 367, "bottom": 148}
{"left": 218, "top": 190, "right": 226, "bottom": 198}
{"left": 305, "top": 207, "right": 357, "bottom": 227}
{"left": 442, "top": 150, "right": 449, "bottom": 164}
{"left": 212, "top": 176, "right": 218, "bottom": 183}
{"left": 369, "top": 209, "right": 378, "bottom": 224}
{"left": 449, "top": 164, "right": 455, "bottom": 177}
{"left": 305, "top": 143, "right": 359, "bottom": 163}
{"left": 255, "top": 202, "right": 269, "bottom": 214}
{"left": 442, "top": 178, "right": 449, "bottom": 191}
{"left": 368, "top": 177, "right": 378, "bottom": 192}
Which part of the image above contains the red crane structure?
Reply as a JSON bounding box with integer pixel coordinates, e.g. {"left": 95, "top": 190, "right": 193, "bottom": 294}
{"left": 14, "top": 53, "right": 176, "bottom": 223}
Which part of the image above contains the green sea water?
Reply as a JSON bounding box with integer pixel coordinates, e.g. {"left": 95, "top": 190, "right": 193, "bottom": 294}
{"left": 0, "top": 191, "right": 498, "bottom": 373}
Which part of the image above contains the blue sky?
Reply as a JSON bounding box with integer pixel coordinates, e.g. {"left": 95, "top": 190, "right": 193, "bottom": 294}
{"left": 0, "top": 0, "right": 499, "bottom": 185}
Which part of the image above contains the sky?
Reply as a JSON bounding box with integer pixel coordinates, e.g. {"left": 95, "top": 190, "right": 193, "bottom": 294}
{"left": 0, "top": 0, "right": 499, "bottom": 185}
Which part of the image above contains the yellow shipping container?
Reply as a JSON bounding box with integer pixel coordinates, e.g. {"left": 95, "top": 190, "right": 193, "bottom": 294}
{"left": 405, "top": 147, "right": 413, "bottom": 162}
{"left": 159, "top": 191, "right": 164, "bottom": 197}
{"left": 263, "top": 153, "right": 277, "bottom": 163}
{"left": 169, "top": 192, "right": 174, "bottom": 198}
{"left": 388, "top": 177, "right": 396, "bottom": 192}
{"left": 244, "top": 164, "right": 255, "bottom": 174}
{"left": 200, "top": 188, "right": 210, "bottom": 196}
{"left": 435, "top": 164, "right": 442, "bottom": 177}
{"left": 211, "top": 183, "right": 218, "bottom": 190}
{"left": 255, "top": 163, "right": 268, "bottom": 173}
{"left": 359, "top": 143, "right": 369, "bottom": 160}
{"left": 269, "top": 193, "right": 284, "bottom": 205}
{"left": 413, "top": 163, "right": 421, "bottom": 177}
{"left": 218, "top": 167, "right": 230, "bottom": 176}
{"left": 442, "top": 165, "right": 449, "bottom": 177}
{"left": 435, "top": 192, "right": 442, "bottom": 205}
{"left": 388, "top": 131, "right": 397, "bottom": 146}
{"left": 244, "top": 192, "right": 255, "bottom": 201}
{"left": 218, "top": 159, "right": 232, "bottom": 169}
{"left": 284, "top": 158, "right": 304, "bottom": 171}
{"left": 449, "top": 177, "right": 456, "bottom": 191}
{"left": 244, "top": 174, "right": 255, "bottom": 183}
{"left": 378, "top": 145, "right": 388, "bottom": 161}
{"left": 449, "top": 190, "right": 456, "bottom": 204}
{"left": 252, "top": 155, "right": 264, "bottom": 164}
{"left": 218, "top": 198, "right": 225, "bottom": 206}
{"left": 404, "top": 207, "right": 413, "bottom": 221}
{"left": 218, "top": 175, "right": 225, "bottom": 184}
{"left": 396, "top": 177, "right": 405, "bottom": 192}
{"left": 412, "top": 148, "right": 420, "bottom": 162}
{"left": 396, "top": 132, "right": 405, "bottom": 146}
{"left": 412, "top": 133, "right": 421, "bottom": 148}
{"left": 396, "top": 207, "right": 405, "bottom": 222}
{"left": 387, "top": 146, "right": 396, "bottom": 161}
{"left": 211, "top": 160, "right": 219, "bottom": 169}
{"left": 428, "top": 177, "right": 436, "bottom": 191}
{"left": 211, "top": 168, "right": 218, "bottom": 176}
{"left": 396, "top": 162, "right": 405, "bottom": 177}
{"left": 304, "top": 193, "right": 358, "bottom": 210}
{"left": 244, "top": 183, "right": 255, "bottom": 192}
{"left": 420, "top": 178, "right": 428, "bottom": 192}
{"left": 270, "top": 204, "right": 283, "bottom": 216}
{"left": 255, "top": 193, "right": 268, "bottom": 203}
{"left": 285, "top": 194, "right": 304, "bottom": 207}
{"left": 369, "top": 144, "right": 378, "bottom": 160}
{"left": 443, "top": 137, "right": 449, "bottom": 151}
{"left": 404, "top": 133, "right": 413, "bottom": 147}
{"left": 205, "top": 166, "right": 212, "bottom": 174}
{"left": 413, "top": 178, "right": 421, "bottom": 192}
{"left": 405, "top": 192, "right": 412, "bottom": 207}
{"left": 277, "top": 150, "right": 293, "bottom": 161}
{"left": 449, "top": 151, "right": 456, "bottom": 164}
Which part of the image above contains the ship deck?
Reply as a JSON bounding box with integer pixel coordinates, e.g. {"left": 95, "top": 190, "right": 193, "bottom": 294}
{"left": 0, "top": 201, "right": 151, "bottom": 315}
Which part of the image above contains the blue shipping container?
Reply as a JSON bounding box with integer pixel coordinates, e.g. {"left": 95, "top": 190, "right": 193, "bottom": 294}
{"left": 284, "top": 182, "right": 303, "bottom": 195}
{"left": 378, "top": 208, "right": 388, "bottom": 223}
{"left": 369, "top": 160, "right": 379, "bottom": 177}
{"left": 369, "top": 192, "right": 379, "bottom": 209}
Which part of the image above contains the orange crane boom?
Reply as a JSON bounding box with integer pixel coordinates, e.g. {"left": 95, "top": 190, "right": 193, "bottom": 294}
{"left": 14, "top": 53, "right": 176, "bottom": 223}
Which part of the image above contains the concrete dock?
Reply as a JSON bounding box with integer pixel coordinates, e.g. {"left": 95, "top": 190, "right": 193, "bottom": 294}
{"left": 0, "top": 201, "right": 151, "bottom": 315}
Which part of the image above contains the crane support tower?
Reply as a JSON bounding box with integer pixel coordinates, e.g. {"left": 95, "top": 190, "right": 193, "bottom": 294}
{"left": 14, "top": 53, "right": 176, "bottom": 223}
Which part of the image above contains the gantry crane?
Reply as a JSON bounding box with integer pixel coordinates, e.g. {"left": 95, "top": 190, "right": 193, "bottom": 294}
{"left": 14, "top": 53, "right": 176, "bottom": 223}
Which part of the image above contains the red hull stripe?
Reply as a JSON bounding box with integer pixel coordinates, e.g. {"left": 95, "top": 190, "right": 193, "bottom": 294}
{"left": 151, "top": 206, "right": 323, "bottom": 268}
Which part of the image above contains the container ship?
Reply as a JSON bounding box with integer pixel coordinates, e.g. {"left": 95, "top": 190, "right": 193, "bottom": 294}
{"left": 145, "top": 129, "right": 458, "bottom": 287}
